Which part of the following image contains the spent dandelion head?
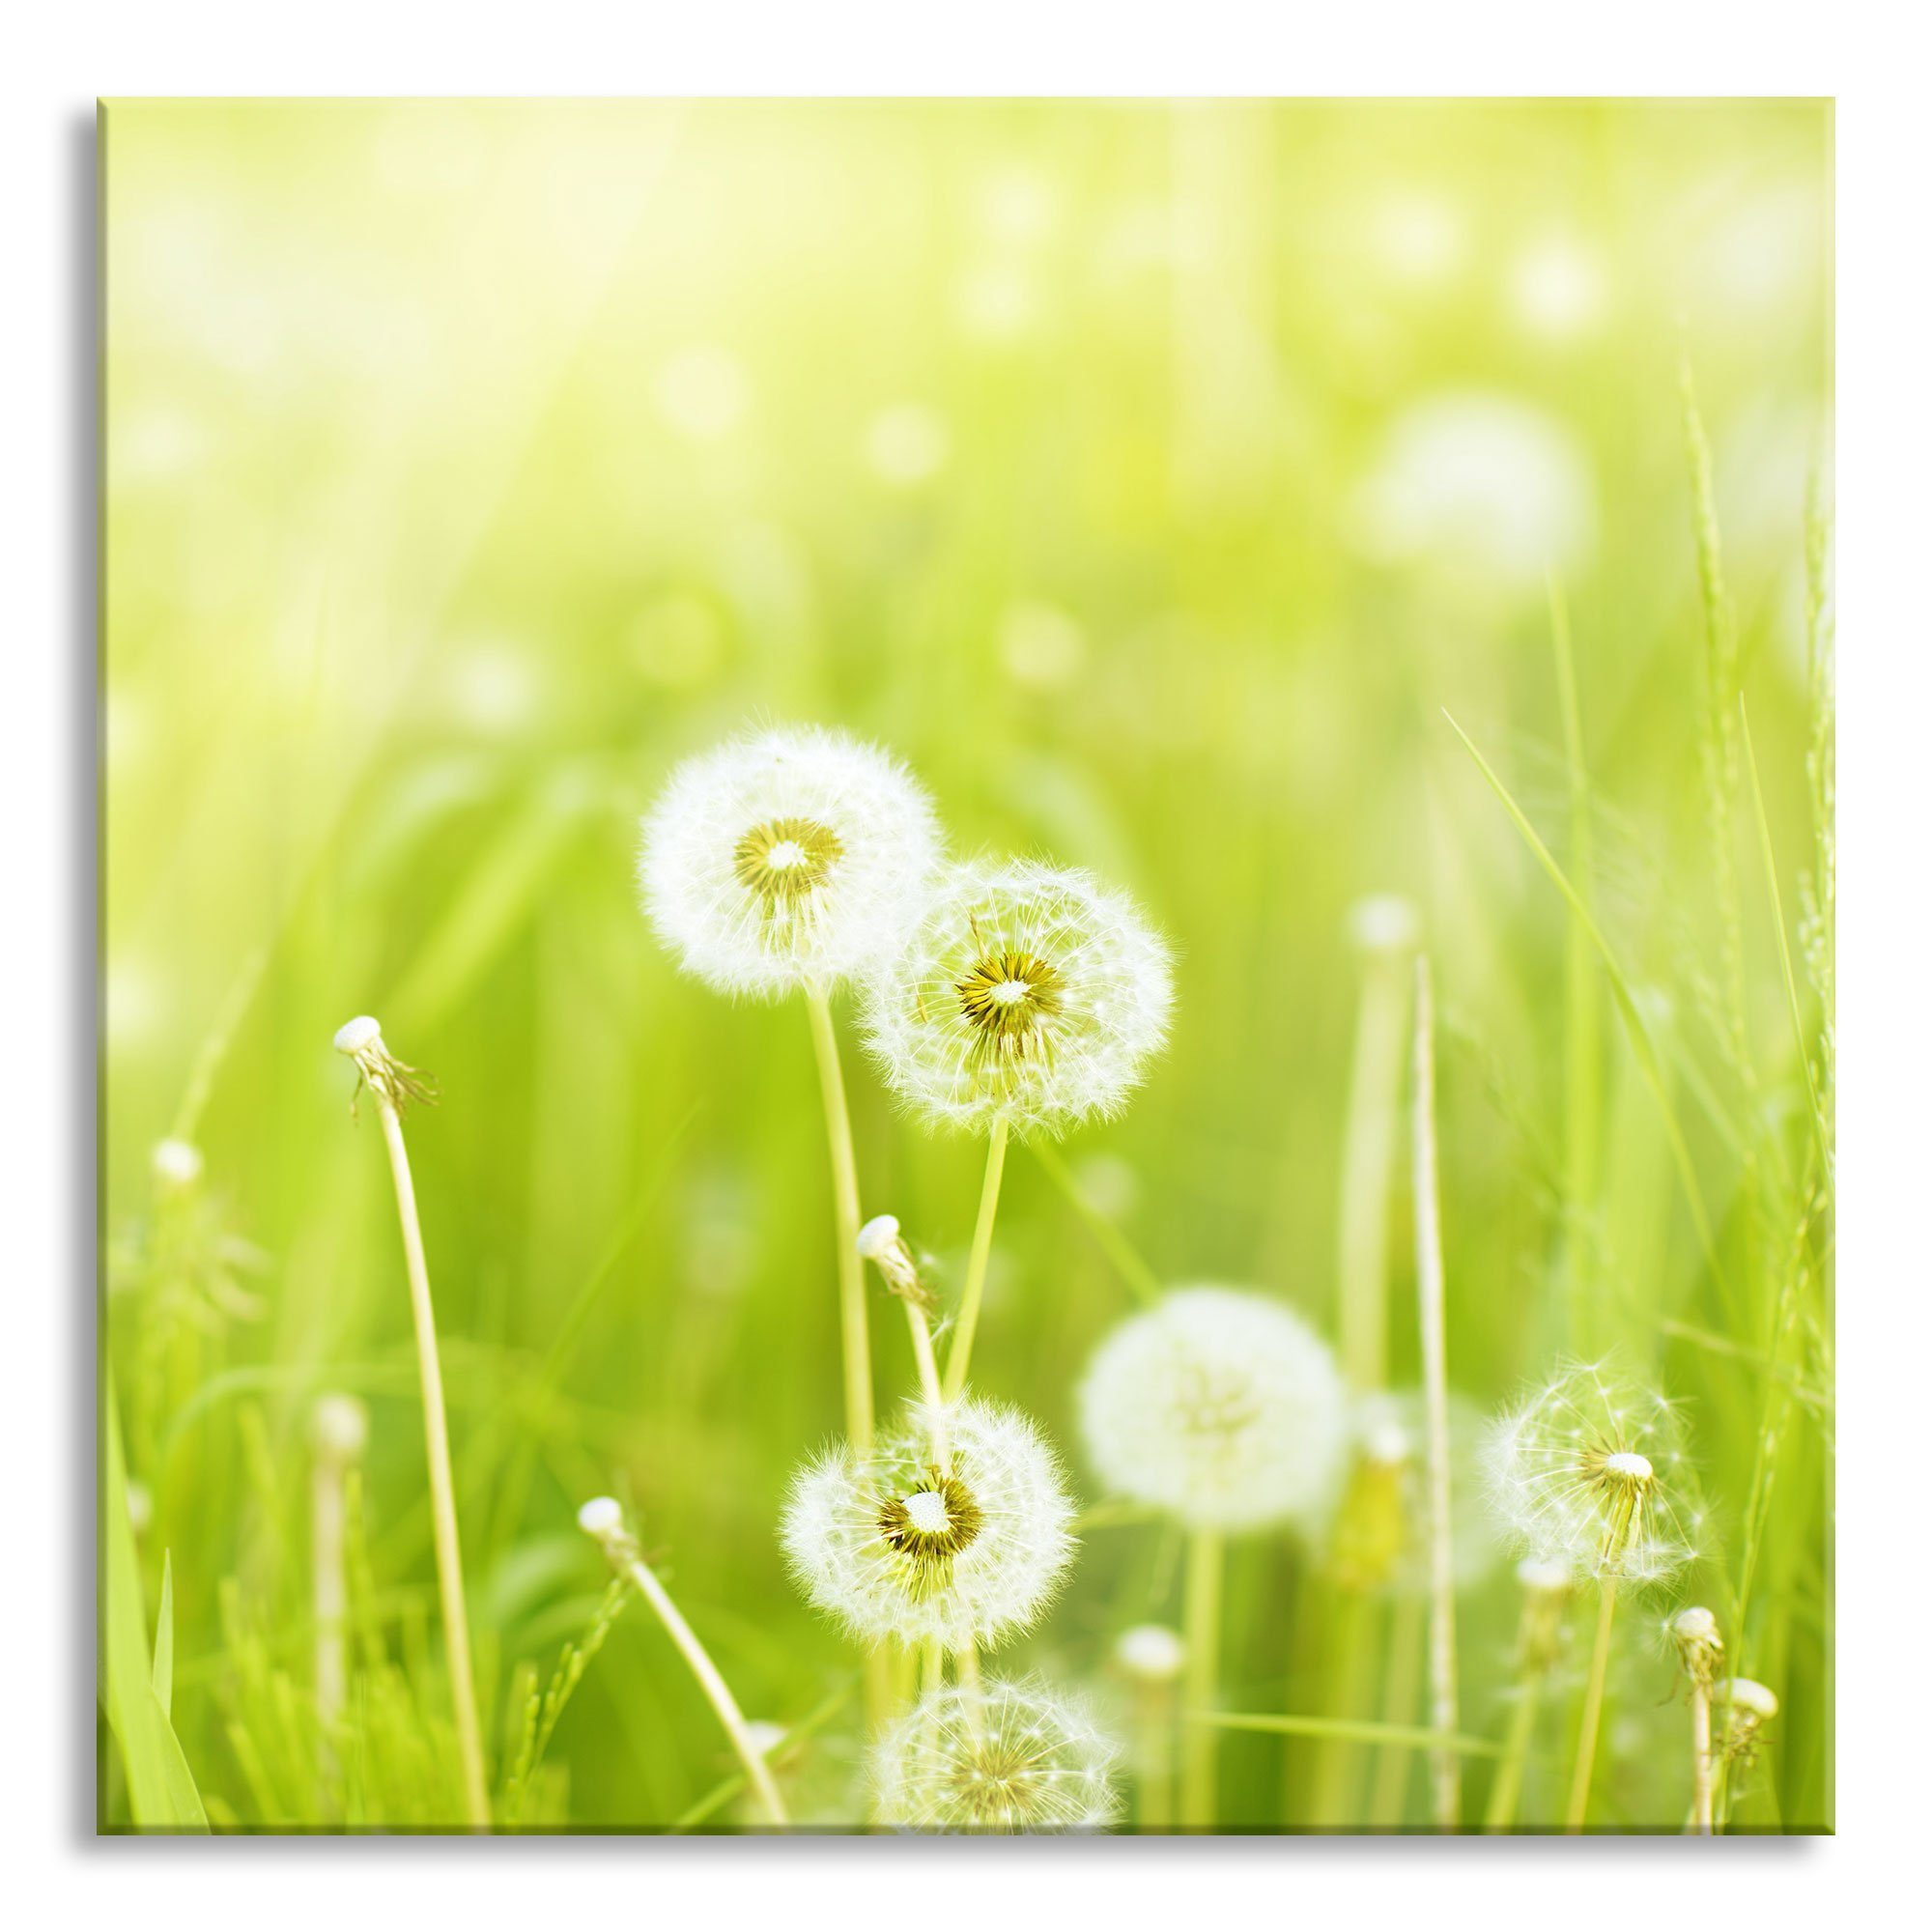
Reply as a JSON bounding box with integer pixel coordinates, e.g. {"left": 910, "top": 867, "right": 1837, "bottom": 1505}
{"left": 1327, "top": 1388, "right": 1500, "bottom": 1594}
{"left": 1078, "top": 1287, "right": 1350, "bottom": 1533}
{"left": 781, "top": 1398, "right": 1075, "bottom": 1653}
{"left": 870, "top": 1679, "right": 1121, "bottom": 1833}
{"left": 310, "top": 1393, "right": 369, "bottom": 1464}
{"left": 332, "top": 1015, "right": 437, "bottom": 1116}
{"left": 638, "top": 725, "right": 942, "bottom": 999}
{"left": 863, "top": 857, "right": 1173, "bottom": 1138}
{"left": 1481, "top": 1361, "right": 1707, "bottom": 1587}
{"left": 150, "top": 1136, "right": 206, "bottom": 1195}
{"left": 1670, "top": 1605, "right": 1724, "bottom": 1693}
{"left": 1714, "top": 1677, "right": 1778, "bottom": 1768}
{"left": 1113, "top": 1624, "right": 1187, "bottom": 1688}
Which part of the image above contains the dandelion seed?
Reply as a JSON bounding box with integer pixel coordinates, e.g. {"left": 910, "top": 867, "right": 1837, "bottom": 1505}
{"left": 870, "top": 1679, "right": 1121, "bottom": 1833}
{"left": 781, "top": 1399, "right": 1075, "bottom": 1654}
{"left": 638, "top": 725, "right": 942, "bottom": 1000}
{"left": 864, "top": 858, "right": 1173, "bottom": 1139}
{"left": 1078, "top": 1288, "right": 1349, "bottom": 1533}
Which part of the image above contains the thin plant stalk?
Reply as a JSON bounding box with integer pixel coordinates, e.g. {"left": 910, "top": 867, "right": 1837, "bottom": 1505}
{"left": 1689, "top": 1677, "right": 1715, "bottom": 1835}
{"left": 1337, "top": 945, "right": 1410, "bottom": 1390}
{"left": 1369, "top": 1595, "right": 1425, "bottom": 1826}
{"left": 373, "top": 1095, "right": 491, "bottom": 1830}
{"left": 1133, "top": 1683, "right": 1177, "bottom": 1831}
{"left": 942, "top": 1115, "right": 1010, "bottom": 1401}
{"left": 311, "top": 1437, "right": 355, "bottom": 1737}
{"left": 904, "top": 1303, "right": 951, "bottom": 1473}
{"left": 1482, "top": 1675, "right": 1545, "bottom": 1833}
{"left": 805, "top": 991, "right": 874, "bottom": 1451}
{"left": 803, "top": 991, "right": 891, "bottom": 1738}
{"left": 1566, "top": 1579, "right": 1619, "bottom": 1832}
{"left": 1179, "top": 1528, "right": 1224, "bottom": 1828}
{"left": 1307, "top": 1590, "right": 1374, "bottom": 1826}
{"left": 618, "top": 1548, "right": 789, "bottom": 1827}
{"left": 1410, "top": 957, "right": 1461, "bottom": 1829}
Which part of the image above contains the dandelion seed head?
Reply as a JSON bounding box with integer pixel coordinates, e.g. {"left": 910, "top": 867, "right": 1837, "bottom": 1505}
{"left": 577, "top": 1495, "right": 626, "bottom": 1540}
{"left": 310, "top": 1394, "right": 369, "bottom": 1462}
{"left": 870, "top": 1679, "right": 1121, "bottom": 1833}
{"left": 1481, "top": 1360, "right": 1705, "bottom": 1587}
{"left": 1516, "top": 1555, "right": 1572, "bottom": 1597}
{"left": 781, "top": 1399, "right": 1075, "bottom": 1653}
{"left": 1348, "top": 894, "right": 1422, "bottom": 957}
{"left": 333, "top": 1015, "right": 383, "bottom": 1057}
{"left": 863, "top": 858, "right": 1173, "bottom": 1138}
{"left": 1114, "top": 1624, "right": 1186, "bottom": 1686}
{"left": 639, "top": 726, "right": 942, "bottom": 1000}
{"left": 1078, "top": 1288, "right": 1349, "bottom": 1533}
{"left": 1719, "top": 1677, "right": 1779, "bottom": 1721}
{"left": 856, "top": 1214, "right": 901, "bottom": 1263}
{"left": 151, "top": 1137, "right": 205, "bottom": 1192}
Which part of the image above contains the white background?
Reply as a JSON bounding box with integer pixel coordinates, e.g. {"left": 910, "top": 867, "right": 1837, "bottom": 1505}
{"left": 5, "top": 4, "right": 1922, "bottom": 1922}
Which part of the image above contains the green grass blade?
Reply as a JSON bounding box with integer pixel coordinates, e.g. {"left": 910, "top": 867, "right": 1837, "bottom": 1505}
{"left": 103, "top": 1373, "right": 209, "bottom": 1831}
{"left": 1192, "top": 1711, "right": 1507, "bottom": 1758}
{"left": 152, "top": 1551, "right": 175, "bottom": 1718}
{"left": 1443, "top": 710, "right": 1723, "bottom": 1287}
{"left": 1739, "top": 698, "right": 1832, "bottom": 1175}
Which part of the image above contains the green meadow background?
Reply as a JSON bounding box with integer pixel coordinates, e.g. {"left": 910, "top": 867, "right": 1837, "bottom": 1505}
{"left": 100, "top": 99, "right": 1833, "bottom": 1831}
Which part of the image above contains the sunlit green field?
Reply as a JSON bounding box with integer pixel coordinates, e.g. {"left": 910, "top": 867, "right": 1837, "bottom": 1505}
{"left": 100, "top": 98, "right": 1833, "bottom": 1833}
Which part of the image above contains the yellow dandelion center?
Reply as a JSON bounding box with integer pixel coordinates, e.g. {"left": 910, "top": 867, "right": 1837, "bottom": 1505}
{"left": 877, "top": 1469, "right": 984, "bottom": 1596}
{"left": 956, "top": 949, "right": 1064, "bottom": 1057}
{"left": 946, "top": 1735, "right": 1053, "bottom": 1826}
{"left": 733, "top": 816, "right": 842, "bottom": 909}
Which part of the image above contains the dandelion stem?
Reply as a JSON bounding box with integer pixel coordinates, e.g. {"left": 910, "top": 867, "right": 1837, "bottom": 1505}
{"left": 1337, "top": 942, "right": 1409, "bottom": 1390}
{"left": 1179, "top": 1528, "right": 1224, "bottom": 1828}
{"left": 805, "top": 991, "right": 873, "bottom": 1451}
{"left": 1482, "top": 1675, "right": 1545, "bottom": 1833}
{"left": 1032, "top": 1138, "right": 1161, "bottom": 1305}
{"left": 805, "top": 991, "right": 892, "bottom": 1740}
{"left": 942, "top": 1115, "right": 1009, "bottom": 1402}
{"left": 1689, "top": 1677, "right": 1715, "bottom": 1834}
{"left": 1134, "top": 1683, "right": 1177, "bottom": 1831}
{"left": 311, "top": 1438, "right": 353, "bottom": 1738}
{"left": 617, "top": 1549, "right": 789, "bottom": 1827}
{"left": 1411, "top": 956, "right": 1462, "bottom": 1830}
{"left": 372, "top": 1095, "right": 490, "bottom": 1830}
{"left": 1369, "top": 1595, "right": 1425, "bottom": 1825}
{"left": 905, "top": 1304, "right": 951, "bottom": 1473}
{"left": 1566, "top": 1577, "right": 1619, "bottom": 1832}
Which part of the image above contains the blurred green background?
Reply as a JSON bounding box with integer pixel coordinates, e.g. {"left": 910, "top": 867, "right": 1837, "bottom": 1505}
{"left": 101, "top": 99, "right": 1833, "bottom": 1831}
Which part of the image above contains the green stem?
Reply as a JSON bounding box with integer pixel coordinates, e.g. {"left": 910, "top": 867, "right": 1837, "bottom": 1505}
{"left": 1368, "top": 1594, "right": 1425, "bottom": 1826}
{"left": 1566, "top": 1578, "right": 1619, "bottom": 1832}
{"left": 1179, "top": 1529, "right": 1224, "bottom": 1828}
{"left": 1134, "top": 1687, "right": 1177, "bottom": 1831}
{"left": 1337, "top": 952, "right": 1409, "bottom": 1390}
{"left": 1482, "top": 1674, "right": 1543, "bottom": 1833}
{"left": 375, "top": 1097, "right": 490, "bottom": 1830}
{"left": 805, "top": 992, "right": 872, "bottom": 1451}
{"left": 1410, "top": 958, "right": 1461, "bottom": 1830}
{"left": 1306, "top": 1588, "right": 1373, "bottom": 1826}
{"left": 942, "top": 1116, "right": 1009, "bottom": 1401}
{"left": 620, "top": 1550, "right": 789, "bottom": 1827}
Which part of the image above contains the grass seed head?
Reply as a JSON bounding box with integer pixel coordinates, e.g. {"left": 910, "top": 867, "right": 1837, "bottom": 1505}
{"left": 1078, "top": 1287, "right": 1350, "bottom": 1533}
{"left": 870, "top": 1678, "right": 1121, "bottom": 1832}
{"left": 862, "top": 857, "right": 1172, "bottom": 1138}
{"left": 637, "top": 724, "right": 942, "bottom": 1000}
{"left": 780, "top": 1398, "right": 1075, "bottom": 1653}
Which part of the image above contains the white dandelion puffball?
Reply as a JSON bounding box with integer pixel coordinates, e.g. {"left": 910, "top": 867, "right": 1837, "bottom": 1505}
{"left": 1078, "top": 1288, "right": 1350, "bottom": 1532}
{"left": 781, "top": 1399, "right": 1076, "bottom": 1653}
{"left": 863, "top": 857, "right": 1173, "bottom": 1137}
{"left": 871, "top": 1679, "right": 1121, "bottom": 1833}
{"left": 1114, "top": 1624, "right": 1186, "bottom": 1686}
{"left": 1481, "top": 1361, "right": 1707, "bottom": 1587}
{"left": 639, "top": 725, "right": 943, "bottom": 999}
{"left": 1350, "top": 390, "right": 1595, "bottom": 590}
